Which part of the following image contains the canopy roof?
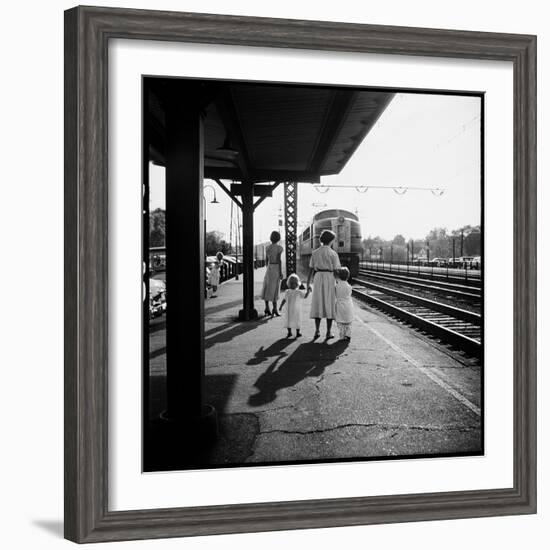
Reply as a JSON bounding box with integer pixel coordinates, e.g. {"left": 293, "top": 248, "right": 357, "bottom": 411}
{"left": 148, "top": 80, "right": 393, "bottom": 183}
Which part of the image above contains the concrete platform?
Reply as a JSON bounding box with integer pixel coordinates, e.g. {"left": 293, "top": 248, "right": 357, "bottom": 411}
{"left": 148, "top": 266, "right": 482, "bottom": 470}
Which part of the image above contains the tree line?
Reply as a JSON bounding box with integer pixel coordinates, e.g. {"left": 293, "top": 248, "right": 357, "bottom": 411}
{"left": 362, "top": 225, "right": 481, "bottom": 261}
{"left": 150, "top": 208, "right": 231, "bottom": 255}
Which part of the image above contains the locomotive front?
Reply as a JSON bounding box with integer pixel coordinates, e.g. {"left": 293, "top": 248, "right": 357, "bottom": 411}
{"left": 298, "top": 209, "right": 362, "bottom": 278}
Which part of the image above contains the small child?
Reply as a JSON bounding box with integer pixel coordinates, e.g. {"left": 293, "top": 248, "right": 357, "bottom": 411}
{"left": 279, "top": 273, "right": 308, "bottom": 338}
{"left": 208, "top": 261, "right": 220, "bottom": 297}
{"left": 335, "top": 267, "right": 354, "bottom": 341}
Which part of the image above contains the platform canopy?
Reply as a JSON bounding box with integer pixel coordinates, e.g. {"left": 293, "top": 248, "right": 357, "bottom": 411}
{"left": 147, "top": 81, "right": 394, "bottom": 183}
{"left": 146, "top": 79, "right": 395, "bottom": 431}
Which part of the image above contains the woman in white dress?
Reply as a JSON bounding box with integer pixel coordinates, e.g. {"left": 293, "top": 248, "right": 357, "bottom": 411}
{"left": 260, "top": 231, "right": 284, "bottom": 317}
{"left": 306, "top": 230, "right": 341, "bottom": 339}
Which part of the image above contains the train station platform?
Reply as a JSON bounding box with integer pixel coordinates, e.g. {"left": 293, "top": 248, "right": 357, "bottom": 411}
{"left": 148, "top": 266, "right": 482, "bottom": 469}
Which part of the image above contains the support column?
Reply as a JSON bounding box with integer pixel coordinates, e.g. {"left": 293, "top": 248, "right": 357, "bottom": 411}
{"left": 284, "top": 182, "right": 298, "bottom": 276}
{"left": 238, "top": 180, "right": 258, "bottom": 321}
{"left": 142, "top": 82, "right": 151, "bottom": 453}
{"left": 163, "top": 85, "right": 217, "bottom": 436}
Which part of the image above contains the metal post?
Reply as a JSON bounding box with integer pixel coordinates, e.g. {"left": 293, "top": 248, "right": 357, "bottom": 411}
{"left": 239, "top": 180, "right": 258, "bottom": 320}
{"left": 163, "top": 85, "right": 217, "bottom": 437}
{"left": 203, "top": 196, "right": 207, "bottom": 256}
{"left": 142, "top": 84, "right": 151, "bottom": 453}
{"left": 446, "top": 239, "right": 450, "bottom": 281}
{"left": 235, "top": 208, "right": 240, "bottom": 281}
{"left": 284, "top": 182, "right": 298, "bottom": 277}
{"left": 452, "top": 238, "right": 456, "bottom": 267}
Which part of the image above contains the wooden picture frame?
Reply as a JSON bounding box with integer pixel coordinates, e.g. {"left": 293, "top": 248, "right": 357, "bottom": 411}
{"left": 64, "top": 5, "right": 536, "bottom": 543}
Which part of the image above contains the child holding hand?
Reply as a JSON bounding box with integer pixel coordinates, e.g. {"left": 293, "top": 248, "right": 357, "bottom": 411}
{"left": 335, "top": 267, "right": 354, "bottom": 341}
{"left": 279, "top": 274, "right": 309, "bottom": 338}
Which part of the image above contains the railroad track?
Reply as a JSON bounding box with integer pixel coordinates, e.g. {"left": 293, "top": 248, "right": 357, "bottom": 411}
{"left": 356, "top": 269, "right": 482, "bottom": 304}
{"left": 352, "top": 280, "right": 482, "bottom": 358}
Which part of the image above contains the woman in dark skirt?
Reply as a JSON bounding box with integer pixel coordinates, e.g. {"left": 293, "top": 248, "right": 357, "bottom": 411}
{"left": 260, "top": 231, "right": 284, "bottom": 317}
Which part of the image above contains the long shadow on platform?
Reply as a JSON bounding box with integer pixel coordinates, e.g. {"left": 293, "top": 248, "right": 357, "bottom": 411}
{"left": 205, "top": 320, "right": 238, "bottom": 337}
{"left": 205, "top": 317, "right": 271, "bottom": 349}
{"left": 150, "top": 346, "right": 166, "bottom": 359}
{"left": 149, "top": 318, "right": 166, "bottom": 334}
{"left": 248, "top": 339, "right": 349, "bottom": 407}
{"left": 204, "top": 297, "right": 245, "bottom": 316}
{"left": 246, "top": 338, "right": 294, "bottom": 366}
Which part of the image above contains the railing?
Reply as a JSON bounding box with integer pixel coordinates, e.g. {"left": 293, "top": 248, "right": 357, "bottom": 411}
{"left": 359, "top": 259, "right": 482, "bottom": 283}
{"left": 148, "top": 246, "right": 266, "bottom": 284}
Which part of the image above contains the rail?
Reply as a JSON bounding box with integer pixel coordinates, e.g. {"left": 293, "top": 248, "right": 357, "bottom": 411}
{"left": 356, "top": 269, "right": 482, "bottom": 302}
{"left": 352, "top": 280, "right": 482, "bottom": 358}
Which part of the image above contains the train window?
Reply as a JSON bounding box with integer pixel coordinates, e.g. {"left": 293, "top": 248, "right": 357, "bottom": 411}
{"left": 314, "top": 209, "right": 358, "bottom": 222}
{"left": 303, "top": 227, "right": 310, "bottom": 241}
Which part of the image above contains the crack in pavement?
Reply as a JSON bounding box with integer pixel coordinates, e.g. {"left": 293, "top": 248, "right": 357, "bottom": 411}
{"left": 314, "top": 374, "right": 326, "bottom": 391}
{"left": 258, "top": 423, "right": 480, "bottom": 437}
{"left": 253, "top": 402, "right": 301, "bottom": 414}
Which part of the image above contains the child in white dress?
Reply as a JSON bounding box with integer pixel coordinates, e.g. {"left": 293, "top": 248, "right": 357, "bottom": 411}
{"left": 335, "top": 267, "right": 354, "bottom": 340}
{"left": 208, "top": 261, "right": 220, "bottom": 297}
{"left": 279, "top": 274, "right": 309, "bottom": 338}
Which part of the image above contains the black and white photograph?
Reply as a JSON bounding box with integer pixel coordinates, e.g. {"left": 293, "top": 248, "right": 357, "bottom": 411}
{"left": 2, "top": 0, "right": 544, "bottom": 546}
{"left": 143, "top": 77, "right": 483, "bottom": 472}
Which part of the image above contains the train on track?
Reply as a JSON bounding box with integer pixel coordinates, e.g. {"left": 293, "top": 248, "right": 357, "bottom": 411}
{"left": 297, "top": 209, "right": 362, "bottom": 278}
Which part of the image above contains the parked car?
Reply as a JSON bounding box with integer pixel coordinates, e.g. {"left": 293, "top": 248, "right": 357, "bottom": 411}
{"left": 431, "top": 257, "right": 447, "bottom": 267}
{"left": 149, "top": 278, "right": 166, "bottom": 318}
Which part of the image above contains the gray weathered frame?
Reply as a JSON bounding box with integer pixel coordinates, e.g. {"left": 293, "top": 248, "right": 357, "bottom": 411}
{"left": 64, "top": 5, "right": 537, "bottom": 543}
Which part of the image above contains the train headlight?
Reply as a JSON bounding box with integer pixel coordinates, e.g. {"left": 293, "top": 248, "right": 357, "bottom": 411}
{"left": 338, "top": 216, "right": 344, "bottom": 223}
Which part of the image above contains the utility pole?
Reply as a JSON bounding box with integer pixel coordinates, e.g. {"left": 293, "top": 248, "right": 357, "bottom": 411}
{"left": 452, "top": 237, "right": 456, "bottom": 264}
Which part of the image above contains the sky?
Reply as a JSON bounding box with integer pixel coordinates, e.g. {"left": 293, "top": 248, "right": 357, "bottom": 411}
{"left": 149, "top": 91, "right": 481, "bottom": 243}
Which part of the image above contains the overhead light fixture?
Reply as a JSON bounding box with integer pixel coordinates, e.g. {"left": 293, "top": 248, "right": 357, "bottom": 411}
{"left": 216, "top": 135, "right": 239, "bottom": 159}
